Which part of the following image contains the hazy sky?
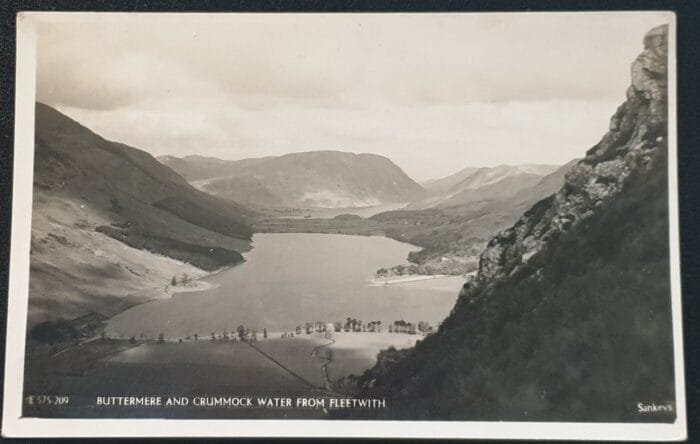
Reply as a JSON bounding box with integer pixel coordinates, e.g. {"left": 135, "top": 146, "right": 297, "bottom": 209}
{"left": 35, "top": 12, "right": 671, "bottom": 181}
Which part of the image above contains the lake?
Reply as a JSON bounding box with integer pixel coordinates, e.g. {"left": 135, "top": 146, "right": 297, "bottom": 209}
{"left": 106, "top": 233, "right": 462, "bottom": 339}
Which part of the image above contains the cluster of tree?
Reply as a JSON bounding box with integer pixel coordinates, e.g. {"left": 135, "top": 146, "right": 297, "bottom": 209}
{"left": 388, "top": 320, "right": 415, "bottom": 334}
{"left": 28, "top": 316, "right": 110, "bottom": 345}
{"left": 387, "top": 320, "right": 433, "bottom": 335}
{"left": 342, "top": 318, "right": 383, "bottom": 333}
{"left": 236, "top": 325, "right": 258, "bottom": 343}
{"left": 375, "top": 263, "right": 444, "bottom": 278}
{"left": 289, "top": 319, "right": 387, "bottom": 335}
{"left": 152, "top": 325, "right": 268, "bottom": 344}
{"left": 170, "top": 273, "right": 192, "bottom": 287}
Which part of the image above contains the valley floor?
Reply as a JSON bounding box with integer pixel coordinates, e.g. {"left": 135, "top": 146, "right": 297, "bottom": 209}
{"left": 23, "top": 331, "right": 421, "bottom": 419}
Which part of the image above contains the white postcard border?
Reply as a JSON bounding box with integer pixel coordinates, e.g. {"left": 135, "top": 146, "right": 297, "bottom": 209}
{"left": 2, "top": 11, "right": 686, "bottom": 440}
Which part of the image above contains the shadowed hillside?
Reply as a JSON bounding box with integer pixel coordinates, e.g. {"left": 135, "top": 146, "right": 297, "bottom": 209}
{"left": 29, "top": 103, "right": 254, "bottom": 324}
{"left": 339, "top": 24, "right": 674, "bottom": 422}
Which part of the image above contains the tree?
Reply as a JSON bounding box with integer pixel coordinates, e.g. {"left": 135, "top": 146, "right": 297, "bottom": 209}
{"left": 181, "top": 273, "right": 189, "bottom": 284}
{"left": 100, "top": 331, "right": 107, "bottom": 342}
{"left": 263, "top": 328, "right": 267, "bottom": 339}
{"left": 158, "top": 333, "right": 165, "bottom": 343}
{"left": 194, "top": 333, "right": 198, "bottom": 341}
{"left": 171, "top": 275, "right": 177, "bottom": 286}
{"left": 129, "top": 336, "right": 136, "bottom": 344}
{"left": 211, "top": 332, "right": 216, "bottom": 342}
{"left": 237, "top": 325, "right": 246, "bottom": 341}
{"left": 110, "top": 197, "right": 123, "bottom": 213}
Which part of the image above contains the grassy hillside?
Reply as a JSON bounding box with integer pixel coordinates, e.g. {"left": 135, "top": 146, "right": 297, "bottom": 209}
{"left": 29, "top": 103, "right": 254, "bottom": 324}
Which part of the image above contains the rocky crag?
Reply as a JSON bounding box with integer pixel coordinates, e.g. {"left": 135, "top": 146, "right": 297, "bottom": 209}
{"left": 471, "top": 24, "right": 668, "bottom": 290}
{"left": 340, "top": 25, "right": 674, "bottom": 422}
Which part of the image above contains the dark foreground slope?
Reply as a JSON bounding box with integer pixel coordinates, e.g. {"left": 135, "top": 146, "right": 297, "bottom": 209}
{"left": 340, "top": 25, "right": 674, "bottom": 422}
{"left": 29, "top": 104, "right": 253, "bottom": 323}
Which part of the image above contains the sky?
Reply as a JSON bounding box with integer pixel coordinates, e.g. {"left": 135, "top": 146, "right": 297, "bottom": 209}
{"left": 34, "top": 12, "right": 671, "bottom": 181}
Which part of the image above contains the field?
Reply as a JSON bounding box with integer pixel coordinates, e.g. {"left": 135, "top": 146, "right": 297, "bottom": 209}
{"left": 23, "top": 331, "right": 421, "bottom": 418}
{"left": 252, "top": 334, "right": 329, "bottom": 388}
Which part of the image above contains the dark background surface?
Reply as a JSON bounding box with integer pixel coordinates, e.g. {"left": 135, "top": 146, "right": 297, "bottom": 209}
{"left": 0, "top": 1, "right": 697, "bottom": 443}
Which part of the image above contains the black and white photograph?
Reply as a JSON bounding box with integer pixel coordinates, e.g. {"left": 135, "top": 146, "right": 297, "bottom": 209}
{"left": 1, "top": 10, "right": 686, "bottom": 440}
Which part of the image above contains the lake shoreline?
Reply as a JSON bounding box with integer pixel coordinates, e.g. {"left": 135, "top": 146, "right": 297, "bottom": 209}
{"left": 104, "top": 233, "right": 461, "bottom": 339}
{"left": 368, "top": 274, "right": 456, "bottom": 286}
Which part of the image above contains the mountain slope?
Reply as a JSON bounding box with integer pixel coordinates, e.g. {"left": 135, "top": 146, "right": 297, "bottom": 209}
{"left": 342, "top": 24, "right": 673, "bottom": 422}
{"left": 420, "top": 166, "right": 480, "bottom": 192}
{"left": 29, "top": 103, "right": 253, "bottom": 324}
{"left": 368, "top": 161, "right": 575, "bottom": 274}
{"left": 412, "top": 164, "right": 559, "bottom": 210}
{"left": 159, "top": 151, "right": 425, "bottom": 209}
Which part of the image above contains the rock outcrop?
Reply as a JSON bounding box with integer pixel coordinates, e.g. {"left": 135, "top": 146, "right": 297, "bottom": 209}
{"left": 459, "top": 24, "right": 668, "bottom": 302}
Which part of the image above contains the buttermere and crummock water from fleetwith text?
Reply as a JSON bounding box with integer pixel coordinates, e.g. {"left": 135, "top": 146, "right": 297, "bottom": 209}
{"left": 1, "top": 11, "right": 686, "bottom": 440}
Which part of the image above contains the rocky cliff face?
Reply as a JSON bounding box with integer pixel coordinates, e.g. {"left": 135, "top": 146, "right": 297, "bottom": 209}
{"left": 463, "top": 24, "right": 668, "bottom": 300}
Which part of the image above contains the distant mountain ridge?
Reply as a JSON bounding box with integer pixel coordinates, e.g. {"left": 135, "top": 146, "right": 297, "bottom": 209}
{"left": 412, "top": 163, "right": 560, "bottom": 209}
{"left": 158, "top": 151, "right": 425, "bottom": 209}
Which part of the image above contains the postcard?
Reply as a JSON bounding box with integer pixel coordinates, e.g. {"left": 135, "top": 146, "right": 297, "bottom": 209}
{"left": 1, "top": 11, "right": 686, "bottom": 440}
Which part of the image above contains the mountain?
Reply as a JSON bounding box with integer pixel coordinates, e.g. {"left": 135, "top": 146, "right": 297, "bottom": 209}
{"left": 420, "top": 166, "right": 480, "bottom": 192}
{"left": 411, "top": 164, "right": 559, "bottom": 209}
{"left": 367, "top": 161, "right": 575, "bottom": 274}
{"left": 509, "top": 159, "right": 580, "bottom": 206}
{"left": 29, "top": 103, "right": 253, "bottom": 325}
{"left": 341, "top": 25, "right": 673, "bottom": 422}
{"left": 158, "top": 151, "right": 425, "bottom": 209}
